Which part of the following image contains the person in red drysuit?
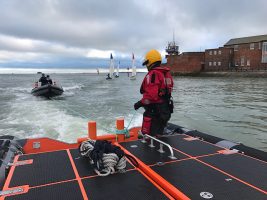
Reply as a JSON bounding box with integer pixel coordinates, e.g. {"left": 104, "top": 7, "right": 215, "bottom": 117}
{"left": 134, "top": 49, "right": 174, "bottom": 136}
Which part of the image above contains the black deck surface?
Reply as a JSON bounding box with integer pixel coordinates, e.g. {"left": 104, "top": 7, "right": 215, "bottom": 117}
{"left": 9, "top": 150, "right": 75, "bottom": 187}
{"left": 120, "top": 134, "right": 267, "bottom": 199}
{"left": 82, "top": 170, "right": 169, "bottom": 200}
{"left": 70, "top": 149, "right": 134, "bottom": 178}
{"left": 200, "top": 153, "right": 267, "bottom": 191}
{"left": 160, "top": 134, "right": 223, "bottom": 156}
{"left": 3, "top": 135, "right": 267, "bottom": 200}
{"left": 4, "top": 148, "right": 171, "bottom": 199}
{"left": 6, "top": 181, "right": 83, "bottom": 200}
{"left": 152, "top": 159, "right": 267, "bottom": 200}
{"left": 120, "top": 139, "right": 188, "bottom": 165}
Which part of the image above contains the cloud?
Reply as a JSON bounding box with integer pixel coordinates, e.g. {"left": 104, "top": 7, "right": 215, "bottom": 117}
{"left": 0, "top": 0, "right": 267, "bottom": 67}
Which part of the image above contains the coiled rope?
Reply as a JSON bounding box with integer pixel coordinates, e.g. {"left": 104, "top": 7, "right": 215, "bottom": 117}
{"left": 79, "top": 140, "right": 129, "bottom": 176}
{"left": 49, "top": 98, "right": 140, "bottom": 176}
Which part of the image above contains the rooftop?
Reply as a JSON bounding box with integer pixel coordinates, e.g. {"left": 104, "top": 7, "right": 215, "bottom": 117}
{"left": 224, "top": 34, "right": 267, "bottom": 46}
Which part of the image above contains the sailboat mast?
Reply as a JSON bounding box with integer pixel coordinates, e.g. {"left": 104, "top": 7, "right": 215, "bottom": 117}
{"left": 132, "top": 53, "right": 136, "bottom": 76}
{"left": 109, "top": 53, "right": 114, "bottom": 77}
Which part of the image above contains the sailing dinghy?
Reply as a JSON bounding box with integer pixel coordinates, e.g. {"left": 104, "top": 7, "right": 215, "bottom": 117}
{"left": 106, "top": 53, "right": 114, "bottom": 80}
{"left": 130, "top": 53, "right": 136, "bottom": 80}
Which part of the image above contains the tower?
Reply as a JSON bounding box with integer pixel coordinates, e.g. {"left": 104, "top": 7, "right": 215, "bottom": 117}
{"left": 165, "top": 31, "right": 179, "bottom": 56}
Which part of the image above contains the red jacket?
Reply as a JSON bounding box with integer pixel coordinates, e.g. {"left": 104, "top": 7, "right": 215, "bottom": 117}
{"left": 140, "top": 66, "right": 173, "bottom": 105}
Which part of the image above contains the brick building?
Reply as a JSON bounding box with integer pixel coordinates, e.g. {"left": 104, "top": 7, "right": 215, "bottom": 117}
{"left": 167, "top": 52, "right": 204, "bottom": 74}
{"left": 167, "top": 34, "right": 267, "bottom": 73}
{"left": 224, "top": 35, "right": 267, "bottom": 70}
{"left": 205, "top": 47, "right": 233, "bottom": 71}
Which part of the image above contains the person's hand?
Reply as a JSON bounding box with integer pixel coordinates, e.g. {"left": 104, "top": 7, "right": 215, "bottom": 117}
{"left": 134, "top": 101, "right": 143, "bottom": 110}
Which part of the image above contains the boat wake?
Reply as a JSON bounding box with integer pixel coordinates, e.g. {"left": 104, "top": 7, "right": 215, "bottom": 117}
{"left": 0, "top": 88, "right": 88, "bottom": 142}
{"left": 61, "top": 84, "right": 84, "bottom": 96}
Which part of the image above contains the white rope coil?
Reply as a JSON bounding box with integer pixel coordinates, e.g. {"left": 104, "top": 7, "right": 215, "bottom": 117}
{"left": 79, "top": 140, "right": 95, "bottom": 158}
{"left": 79, "top": 140, "right": 127, "bottom": 176}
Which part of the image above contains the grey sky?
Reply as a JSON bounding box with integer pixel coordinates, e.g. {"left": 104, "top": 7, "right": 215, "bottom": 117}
{"left": 0, "top": 0, "right": 267, "bottom": 67}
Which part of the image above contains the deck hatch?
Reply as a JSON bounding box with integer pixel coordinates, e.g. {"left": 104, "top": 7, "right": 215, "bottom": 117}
{"left": 9, "top": 150, "right": 75, "bottom": 187}
{"left": 5, "top": 181, "right": 83, "bottom": 200}
{"left": 200, "top": 153, "right": 267, "bottom": 191}
{"left": 82, "top": 170, "right": 169, "bottom": 200}
{"left": 160, "top": 134, "right": 224, "bottom": 156}
{"left": 152, "top": 159, "right": 267, "bottom": 200}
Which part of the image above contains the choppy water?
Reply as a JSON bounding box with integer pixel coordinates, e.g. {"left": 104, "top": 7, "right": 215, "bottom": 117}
{"left": 0, "top": 73, "right": 266, "bottom": 151}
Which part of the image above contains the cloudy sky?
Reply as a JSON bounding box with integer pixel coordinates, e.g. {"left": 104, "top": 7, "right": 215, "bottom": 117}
{"left": 0, "top": 0, "right": 267, "bottom": 68}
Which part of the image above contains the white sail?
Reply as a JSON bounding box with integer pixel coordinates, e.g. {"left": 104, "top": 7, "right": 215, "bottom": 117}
{"left": 106, "top": 53, "right": 114, "bottom": 80}
{"left": 109, "top": 53, "right": 114, "bottom": 78}
{"left": 115, "top": 61, "right": 120, "bottom": 77}
{"left": 131, "top": 66, "right": 136, "bottom": 77}
{"left": 130, "top": 53, "right": 136, "bottom": 80}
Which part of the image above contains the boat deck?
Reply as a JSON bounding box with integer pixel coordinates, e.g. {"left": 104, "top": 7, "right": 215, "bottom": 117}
{"left": 1, "top": 133, "right": 267, "bottom": 199}
{"left": 121, "top": 134, "right": 267, "bottom": 199}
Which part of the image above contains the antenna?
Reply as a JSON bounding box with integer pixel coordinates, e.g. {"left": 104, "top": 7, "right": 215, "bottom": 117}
{"left": 173, "top": 29, "right": 175, "bottom": 45}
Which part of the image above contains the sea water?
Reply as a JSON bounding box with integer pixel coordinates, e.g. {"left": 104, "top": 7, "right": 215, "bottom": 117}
{"left": 0, "top": 73, "right": 266, "bottom": 151}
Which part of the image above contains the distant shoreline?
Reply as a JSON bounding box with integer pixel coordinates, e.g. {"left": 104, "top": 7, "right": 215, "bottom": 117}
{"left": 173, "top": 71, "right": 267, "bottom": 78}
{"left": 0, "top": 67, "right": 147, "bottom": 74}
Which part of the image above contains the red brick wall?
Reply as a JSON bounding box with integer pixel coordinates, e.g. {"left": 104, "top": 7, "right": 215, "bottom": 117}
{"left": 166, "top": 40, "right": 267, "bottom": 73}
{"left": 205, "top": 47, "right": 233, "bottom": 71}
{"left": 225, "top": 42, "right": 267, "bottom": 69}
{"left": 167, "top": 52, "right": 205, "bottom": 74}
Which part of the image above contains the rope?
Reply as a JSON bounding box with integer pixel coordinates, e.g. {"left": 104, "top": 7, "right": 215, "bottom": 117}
{"left": 79, "top": 140, "right": 127, "bottom": 176}
{"left": 95, "top": 153, "right": 126, "bottom": 176}
{"left": 114, "top": 110, "right": 137, "bottom": 138}
{"left": 49, "top": 98, "right": 114, "bottom": 134}
{"left": 126, "top": 110, "right": 137, "bottom": 130}
{"left": 50, "top": 98, "right": 139, "bottom": 139}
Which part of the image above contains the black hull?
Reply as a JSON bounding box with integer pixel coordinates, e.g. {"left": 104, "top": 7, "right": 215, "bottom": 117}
{"left": 31, "top": 84, "right": 64, "bottom": 97}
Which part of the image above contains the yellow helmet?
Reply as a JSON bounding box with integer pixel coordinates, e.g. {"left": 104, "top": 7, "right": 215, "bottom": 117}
{"left": 142, "top": 49, "right": 162, "bottom": 69}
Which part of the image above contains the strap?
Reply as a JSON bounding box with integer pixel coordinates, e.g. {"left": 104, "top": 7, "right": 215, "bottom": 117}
{"left": 125, "top": 154, "right": 139, "bottom": 167}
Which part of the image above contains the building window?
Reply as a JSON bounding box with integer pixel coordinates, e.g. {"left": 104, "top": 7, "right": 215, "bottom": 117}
{"left": 214, "top": 50, "right": 217, "bottom": 55}
{"left": 234, "top": 45, "right": 238, "bottom": 51}
{"left": 213, "top": 62, "right": 216, "bottom": 66}
{"left": 218, "top": 61, "right": 221, "bottom": 66}
{"left": 259, "top": 42, "right": 261, "bottom": 49}
{"left": 247, "top": 59, "right": 250, "bottom": 66}
{"left": 262, "top": 42, "right": 267, "bottom": 63}
{"left": 209, "top": 51, "right": 212, "bottom": 55}
{"left": 241, "top": 57, "right": 245, "bottom": 66}
{"left": 250, "top": 43, "right": 255, "bottom": 50}
{"left": 209, "top": 62, "right": 212, "bottom": 66}
{"left": 218, "top": 50, "right": 221, "bottom": 55}
{"left": 230, "top": 49, "right": 232, "bottom": 54}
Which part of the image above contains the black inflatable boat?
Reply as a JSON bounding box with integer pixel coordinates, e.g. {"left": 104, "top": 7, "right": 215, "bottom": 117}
{"left": 31, "top": 84, "right": 64, "bottom": 97}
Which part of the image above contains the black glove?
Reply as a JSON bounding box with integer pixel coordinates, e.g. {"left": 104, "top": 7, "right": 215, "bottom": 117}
{"left": 134, "top": 101, "right": 143, "bottom": 110}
